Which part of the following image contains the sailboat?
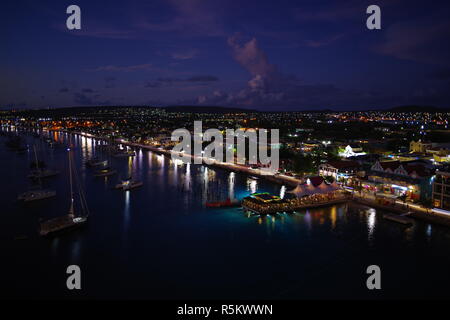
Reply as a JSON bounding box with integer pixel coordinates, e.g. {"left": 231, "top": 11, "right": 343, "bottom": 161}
{"left": 19, "top": 146, "right": 57, "bottom": 202}
{"left": 39, "top": 148, "right": 89, "bottom": 236}
{"left": 115, "top": 159, "right": 142, "bottom": 190}
{"left": 115, "top": 176, "right": 143, "bottom": 190}
{"left": 93, "top": 142, "right": 116, "bottom": 177}
{"left": 113, "top": 149, "right": 136, "bottom": 158}
{"left": 28, "top": 145, "right": 59, "bottom": 179}
{"left": 94, "top": 166, "right": 117, "bottom": 177}
{"left": 85, "top": 157, "right": 108, "bottom": 167}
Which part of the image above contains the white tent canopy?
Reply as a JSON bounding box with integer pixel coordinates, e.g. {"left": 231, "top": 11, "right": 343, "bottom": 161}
{"left": 288, "top": 181, "right": 341, "bottom": 198}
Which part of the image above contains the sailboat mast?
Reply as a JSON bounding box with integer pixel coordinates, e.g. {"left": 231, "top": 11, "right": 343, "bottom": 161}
{"left": 33, "top": 145, "right": 43, "bottom": 187}
{"left": 33, "top": 145, "right": 39, "bottom": 165}
{"left": 69, "top": 148, "right": 74, "bottom": 216}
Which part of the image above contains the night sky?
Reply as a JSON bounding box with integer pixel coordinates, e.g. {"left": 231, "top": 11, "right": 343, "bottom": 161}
{"left": 1, "top": 0, "right": 450, "bottom": 111}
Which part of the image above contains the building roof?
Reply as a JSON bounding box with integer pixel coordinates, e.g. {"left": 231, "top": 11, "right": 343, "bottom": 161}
{"left": 308, "top": 176, "right": 324, "bottom": 187}
{"left": 406, "top": 165, "right": 431, "bottom": 177}
{"left": 379, "top": 161, "right": 401, "bottom": 171}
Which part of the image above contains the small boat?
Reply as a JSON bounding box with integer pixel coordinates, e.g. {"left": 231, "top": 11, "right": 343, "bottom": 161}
{"left": 28, "top": 169, "right": 59, "bottom": 179}
{"left": 28, "top": 145, "right": 59, "bottom": 179}
{"left": 18, "top": 189, "right": 56, "bottom": 202}
{"left": 384, "top": 213, "right": 414, "bottom": 226}
{"left": 94, "top": 167, "right": 117, "bottom": 177}
{"left": 40, "top": 215, "right": 88, "bottom": 237}
{"left": 85, "top": 158, "right": 108, "bottom": 167}
{"left": 113, "top": 150, "right": 136, "bottom": 158}
{"left": 115, "top": 178, "right": 143, "bottom": 190}
{"left": 206, "top": 198, "right": 240, "bottom": 208}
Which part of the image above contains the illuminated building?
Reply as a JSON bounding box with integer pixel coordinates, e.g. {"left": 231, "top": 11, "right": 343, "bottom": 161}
{"left": 432, "top": 171, "right": 450, "bottom": 210}
{"left": 319, "top": 160, "right": 361, "bottom": 184}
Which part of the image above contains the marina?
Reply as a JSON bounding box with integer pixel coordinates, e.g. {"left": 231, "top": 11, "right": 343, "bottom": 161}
{"left": 2, "top": 127, "right": 450, "bottom": 299}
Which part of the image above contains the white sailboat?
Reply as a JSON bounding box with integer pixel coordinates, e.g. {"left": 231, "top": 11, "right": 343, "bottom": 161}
{"left": 115, "top": 177, "right": 143, "bottom": 190}
{"left": 28, "top": 145, "right": 59, "bottom": 179}
{"left": 39, "top": 148, "right": 89, "bottom": 236}
{"left": 19, "top": 146, "right": 56, "bottom": 202}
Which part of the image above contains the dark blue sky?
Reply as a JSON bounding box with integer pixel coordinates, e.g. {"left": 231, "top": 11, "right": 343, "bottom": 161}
{"left": 1, "top": 0, "right": 450, "bottom": 110}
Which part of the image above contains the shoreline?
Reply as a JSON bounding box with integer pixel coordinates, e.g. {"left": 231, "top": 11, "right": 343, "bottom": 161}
{"left": 21, "top": 127, "right": 450, "bottom": 228}
{"left": 64, "top": 129, "right": 302, "bottom": 187}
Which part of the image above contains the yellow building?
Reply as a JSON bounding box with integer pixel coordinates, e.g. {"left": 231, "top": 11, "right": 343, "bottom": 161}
{"left": 410, "top": 140, "right": 432, "bottom": 153}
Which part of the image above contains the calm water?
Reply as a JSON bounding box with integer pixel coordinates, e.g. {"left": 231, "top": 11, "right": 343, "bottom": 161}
{"left": 1, "top": 128, "right": 450, "bottom": 299}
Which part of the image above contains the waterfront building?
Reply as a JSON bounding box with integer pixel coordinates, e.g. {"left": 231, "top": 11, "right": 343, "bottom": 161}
{"left": 365, "top": 160, "right": 435, "bottom": 202}
{"left": 410, "top": 140, "right": 432, "bottom": 153}
{"left": 432, "top": 171, "right": 450, "bottom": 210}
{"left": 242, "top": 181, "right": 348, "bottom": 215}
{"left": 319, "top": 160, "right": 362, "bottom": 184}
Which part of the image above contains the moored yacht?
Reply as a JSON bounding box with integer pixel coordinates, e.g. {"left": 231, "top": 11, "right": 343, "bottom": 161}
{"left": 18, "top": 189, "right": 56, "bottom": 202}
{"left": 113, "top": 150, "right": 136, "bottom": 158}
{"left": 39, "top": 148, "right": 89, "bottom": 237}
{"left": 28, "top": 145, "right": 59, "bottom": 179}
{"left": 85, "top": 157, "right": 108, "bottom": 167}
{"left": 115, "top": 177, "right": 143, "bottom": 190}
{"left": 94, "top": 167, "right": 117, "bottom": 177}
{"left": 28, "top": 169, "right": 60, "bottom": 179}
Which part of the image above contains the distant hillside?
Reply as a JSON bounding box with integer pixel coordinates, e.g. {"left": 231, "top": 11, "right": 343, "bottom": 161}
{"left": 164, "top": 105, "right": 257, "bottom": 113}
{"left": 386, "top": 105, "right": 450, "bottom": 113}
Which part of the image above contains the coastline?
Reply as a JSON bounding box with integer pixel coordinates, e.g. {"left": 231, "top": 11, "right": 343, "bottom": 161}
{"left": 42, "top": 128, "right": 450, "bottom": 228}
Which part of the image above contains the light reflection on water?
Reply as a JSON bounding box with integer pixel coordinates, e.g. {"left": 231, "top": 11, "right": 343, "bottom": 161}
{"left": 228, "top": 172, "right": 235, "bottom": 200}
{"left": 3, "top": 128, "right": 450, "bottom": 299}
{"left": 368, "top": 208, "right": 376, "bottom": 242}
{"left": 280, "top": 185, "right": 286, "bottom": 199}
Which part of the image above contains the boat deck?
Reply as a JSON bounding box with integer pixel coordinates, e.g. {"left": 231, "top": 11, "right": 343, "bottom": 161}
{"left": 40, "top": 215, "right": 82, "bottom": 236}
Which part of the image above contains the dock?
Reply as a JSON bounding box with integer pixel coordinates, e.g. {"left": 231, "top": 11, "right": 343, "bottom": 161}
{"left": 241, "top": 192, "right": 350, "bottom": 215}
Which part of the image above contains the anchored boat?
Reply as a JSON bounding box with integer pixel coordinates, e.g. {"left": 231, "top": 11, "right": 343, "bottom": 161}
{"left": 115, "top": 177, "right": 143, "bottom": 190}
{"left": 85, "top": 157, "right": 108, "bottom": 167}
{"left": 19, "top": 146, "right": 57, "bottom": 202}
{"left": 18, "top": 189, "right": 56, "bottom": 202}
{"left": 39, "top": 148, "right": 89, "bottom": 237}
{"left": 28, "top": 146, "right": 59, "bottom": 179}
{"left": 94, "top": 166, "right": 117, "bottom": 177}
{"left": 113, "top": 150, "right": 136, "bottom": 158}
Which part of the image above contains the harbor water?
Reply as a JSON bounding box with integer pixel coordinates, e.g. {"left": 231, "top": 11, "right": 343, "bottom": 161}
{"left": 2, "top": 128, "right": 450, "bottom": 299}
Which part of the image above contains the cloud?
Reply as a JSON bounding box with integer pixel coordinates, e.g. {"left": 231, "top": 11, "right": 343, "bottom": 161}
{"left": 304, "top": 34, "right": 344, "bottom": 48}
{"left": 376, "top": 18, "right": 450, "bottom": 67}
{"left": 82, "top": 88, "right": 95, "bottom": 93}
{"left": 144, "top": 81, "right": 162, "bottom": 88}
{"left": 63, "top": 25, "right": 136, "bottom": 40}
{"left": 136, "top": 0, "right": 225, "bottom": 37}
{"left": 89, "top": 63, "right": 156, "bottom": 72}
{"left": 74, "top": 93, "right": 110, "bottom": 105}
{"left": 227, "top": 34, "right": 277, "bottom": 78}
{"left": 187, "top": 75, "right": 218, "bottom": 82}
{"left": 193, "top": 35, "right": 423, "bottom": 110}
{"left": 145, "top": 75, "right": 219, "bottom": 88}
{"left": 171, "top": 49, "right": 199, "bottom": 60}
{"left": 294, "top": 0, "right": 399, "bottom": 23}
{"left": 105, "top": 77, "right": 116, "bottom": 89}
